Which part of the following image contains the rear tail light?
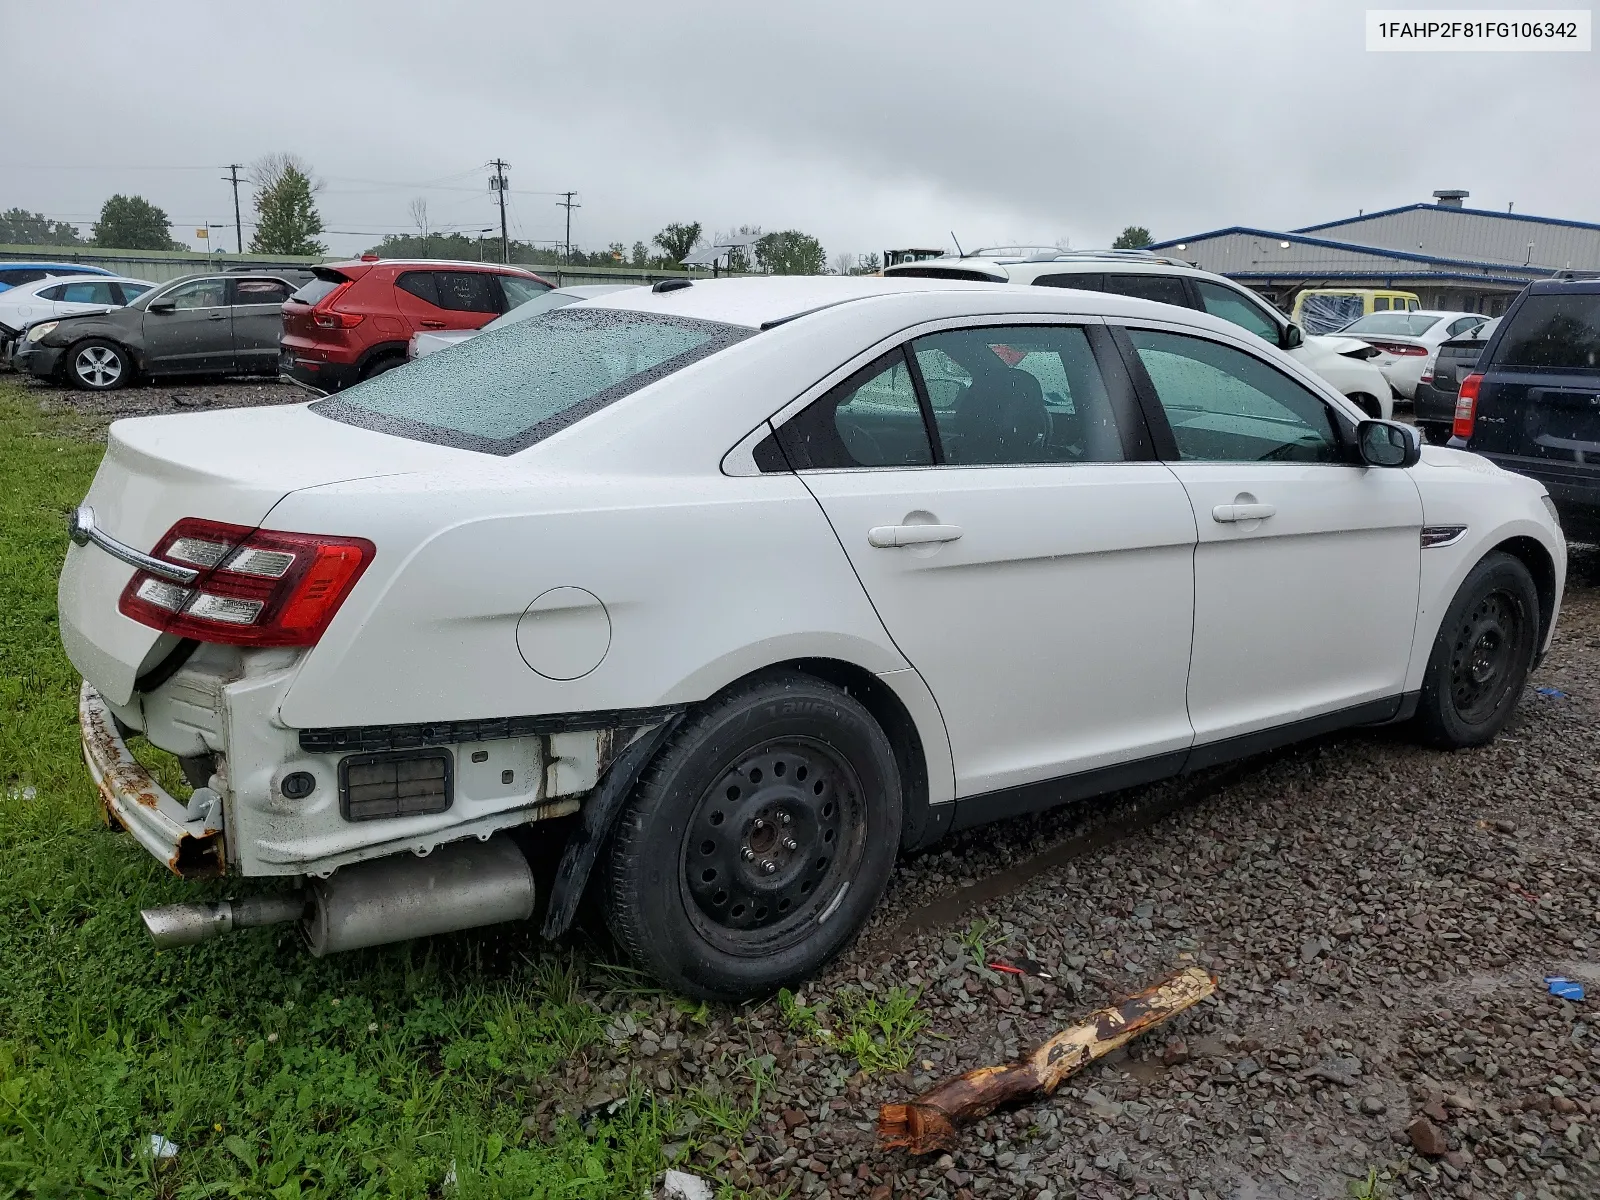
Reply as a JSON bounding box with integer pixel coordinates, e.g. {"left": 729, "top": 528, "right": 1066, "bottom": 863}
{"left": 1370, "top": 341, "right": 1429, "bottom": 357}
{"left": 309, "top": 281, "right": 363, "bottom": 329}
{"left": 1420, "top": 368, "right": 1434, "bottom": 384}
{"left": 1453, "top": 372, "right": 1484, "bottom": 440}
{"left": 119, "top": 518, "right": 375, "bottom": 647}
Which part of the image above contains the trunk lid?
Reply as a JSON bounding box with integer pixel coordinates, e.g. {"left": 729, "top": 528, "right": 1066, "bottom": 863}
{"left": 60, "top": 402, "right": 473, "bottom": 705}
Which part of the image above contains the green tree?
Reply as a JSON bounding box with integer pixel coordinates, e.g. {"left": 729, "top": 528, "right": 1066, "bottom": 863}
{"left": 755, "top": 229, "right": 826, "bottom": 275}
{"left": 0, "top": 208, "right": 84, "bottom": 246}
{"left": 92, "top": 195, "right": 178, "bottom": 250}
{"left": 652, "top": 221, "right": 703, "bottom": 265}
{"left": 249, "top": 153, "right": 326, "bottom": 255}
{"left": 630, "top": 241, "right": 650, "bottom": 267}
{"left": 1112, "top": 225, "right": 1153, "bottom": 250}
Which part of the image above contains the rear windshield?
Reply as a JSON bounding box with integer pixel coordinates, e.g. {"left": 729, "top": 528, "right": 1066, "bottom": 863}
{"left": 312, "top": 307, "right": 751, "bottom": 454}
{"left": 289, "top": 278, "right": 342, "bottom": 305}
{"left": 1338, "top": 313, "right": 1442, "bottom": 336}
{"left": 1496, "top": 293, "right": 1600, "bottom": 370}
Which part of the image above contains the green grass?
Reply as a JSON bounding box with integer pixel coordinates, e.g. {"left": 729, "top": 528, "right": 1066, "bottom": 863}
{"left": 777, "top": 985, "right": 925, "bottom": 1076}
{"left": 0, "top": 383, "right": 696, "bottom": 1197}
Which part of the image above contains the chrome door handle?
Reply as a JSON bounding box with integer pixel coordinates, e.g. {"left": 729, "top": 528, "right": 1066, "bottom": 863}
{"left": 207, "top": 313, "right": 226, "bottom": 320}
{"left": 868, "top": 524, "right": 963, "bottom": 548}
{"left": 1212, "top": 503, "right": 1276, "bottom": 523}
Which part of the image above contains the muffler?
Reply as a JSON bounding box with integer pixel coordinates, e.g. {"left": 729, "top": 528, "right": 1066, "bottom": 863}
{"left": 139, "top": 836, "right": 536, "bottom": 954}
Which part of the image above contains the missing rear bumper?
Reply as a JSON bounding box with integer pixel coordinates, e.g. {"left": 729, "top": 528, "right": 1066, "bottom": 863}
{"left": 80, "top": 681, "right": 226, "bottom": 878}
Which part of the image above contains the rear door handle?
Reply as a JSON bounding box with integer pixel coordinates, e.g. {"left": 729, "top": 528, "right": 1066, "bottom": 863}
{"left": 207, "top": 312, "right": 227, "bottom": 321}
{"left": 420, "top": 320, "right": 447, "bottom": 329}
{"left": 1212, "top": 503, "right": 1276, "bottom": 523}
{"left": 868, "top": 524, "right": 963, "bottom": 548}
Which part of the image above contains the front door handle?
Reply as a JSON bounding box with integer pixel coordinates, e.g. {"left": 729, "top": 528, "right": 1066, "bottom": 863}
{"left": 1212, "top": 502, "right": 1276, "bottom": 523}
{"left": 868, "top": 524, "right": 963, "bottom": 548}
{"left": 207, "top": 313, "right": 226, "bottom": 321}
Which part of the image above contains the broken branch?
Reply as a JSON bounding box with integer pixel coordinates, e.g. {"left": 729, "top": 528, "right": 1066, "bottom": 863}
{"left": 878, "top": 966, "right": 1217, "bottom": 1155}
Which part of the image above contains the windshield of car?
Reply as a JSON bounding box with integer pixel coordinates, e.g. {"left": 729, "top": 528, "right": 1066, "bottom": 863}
{"left": 312, "top": 306, "right": 751, "bottom": 454}
{"left": 1495, "top": 293, "right": 1600, "bottom": 370}
{"left": 1297, "top": 293, "right": 1364, "bottom": 334}
{"left": 1337, "top": 313, "right": 1442, "bottom": 336}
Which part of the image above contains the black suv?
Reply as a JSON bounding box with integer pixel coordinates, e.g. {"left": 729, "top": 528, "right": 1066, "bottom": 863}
{"left": 1414, "top": 318, "right": 1496, "bottom": 445}
{"left": 1456, "top": 278, "right": 1600, "bottom": 540}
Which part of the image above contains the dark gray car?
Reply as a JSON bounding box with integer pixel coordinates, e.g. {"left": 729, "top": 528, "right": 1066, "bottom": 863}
{"left": 13, "top": 271, "right": 309, "bottom": 390}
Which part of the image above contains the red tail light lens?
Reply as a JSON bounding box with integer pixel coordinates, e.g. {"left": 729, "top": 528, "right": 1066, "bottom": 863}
{"left": 118, "top": 518, "right": 375, "bottom": 647}
{"left": 1370, "top": 341, "right": 1429, "bottom": 357}
{"left": 308, "top": 281, "right": 363, "bottom": 329}
{"left": 1453, "top": 372, "right": 1484, "bottom": 440}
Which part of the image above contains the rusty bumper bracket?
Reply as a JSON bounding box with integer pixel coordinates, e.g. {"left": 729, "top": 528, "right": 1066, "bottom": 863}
{"left": 879, "top": 967, "right": 1217, "bottom": 1155}
{"left": 80, "top": 681, "right": 226, "bottom": 878}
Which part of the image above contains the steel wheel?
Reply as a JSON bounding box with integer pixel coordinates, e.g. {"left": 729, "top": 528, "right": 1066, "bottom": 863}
{"left": 1448, "top": 591, "right": 1522, "bottom": 724}
{"left": 681, "top": 737, "right": 866, "bottom": 956}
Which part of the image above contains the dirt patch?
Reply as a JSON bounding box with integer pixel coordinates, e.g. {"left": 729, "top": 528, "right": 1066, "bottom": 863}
{"left": 17, "top": 373, "right": 306, "bottom": 437}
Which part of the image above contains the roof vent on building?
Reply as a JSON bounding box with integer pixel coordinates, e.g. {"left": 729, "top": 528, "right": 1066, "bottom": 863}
{"left": 1433, "top": 189, "right": 1470, "bottom": 208}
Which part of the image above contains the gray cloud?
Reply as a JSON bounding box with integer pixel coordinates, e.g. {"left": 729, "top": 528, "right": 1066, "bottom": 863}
{"left": 8, "top": 1, "right": 1597, "bottom": 258}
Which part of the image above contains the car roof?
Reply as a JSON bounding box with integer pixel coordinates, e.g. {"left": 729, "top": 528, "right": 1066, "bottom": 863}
{"left": 0, "top": 261, "right": 115, "bottom": 273}
{"left": 1529, "top": 277, "right": 1600, "bottom": 294}
{"left": 584, "top": 273, "right": 1263, "bottom": 334}
{"left": 331, "top": 258, "right": 544, "bottom": 273}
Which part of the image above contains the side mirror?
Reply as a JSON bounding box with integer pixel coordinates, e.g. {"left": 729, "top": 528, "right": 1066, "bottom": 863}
{"left": 1357, "top": 419, "right": 1421, "bottom": 468}
{"left": 1280, "top": 322, "right": 1304, "bottom": 350}
{"left": 147, "top": 299, "right": 176, "bottom": 313}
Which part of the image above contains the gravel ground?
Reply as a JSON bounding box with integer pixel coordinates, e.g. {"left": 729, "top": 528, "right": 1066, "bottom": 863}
{"left": 17, "top": 372, "right": 305, "bottom": 432}
{"left": 558, "top": 550, "right": 1600, "bottom": 1200}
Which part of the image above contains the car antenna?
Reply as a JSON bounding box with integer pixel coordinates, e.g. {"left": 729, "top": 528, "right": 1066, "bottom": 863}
{"left": 950, "top": 231, "right": 966, "bottom": 259}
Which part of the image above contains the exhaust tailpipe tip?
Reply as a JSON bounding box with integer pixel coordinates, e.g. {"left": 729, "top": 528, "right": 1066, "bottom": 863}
{"left": 141, "top": 901, "right": 236, "bottom": 949}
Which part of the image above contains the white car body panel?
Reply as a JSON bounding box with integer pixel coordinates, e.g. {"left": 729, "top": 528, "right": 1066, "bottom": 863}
{"left": 0, "top": 275, "right": 152, "bottom": 331}
{"left": 1292, "top": 335, "right": 1393, "bottom": 419}
{"left": 1337, "top": 310, "right": 1488, "bottom": 400}
{"left": 56, "top": 277, "right": 1564, "bottom": 884}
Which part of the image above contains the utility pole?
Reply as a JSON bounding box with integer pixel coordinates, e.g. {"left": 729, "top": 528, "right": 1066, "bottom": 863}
{"left": 557, "top": 192, "right": 580, "bottom": 264}
{"left": 224, "top": 164, "right": 244, "bottom": 253}
{"left": 489, "top": 160, "right": 510, "bottom": 264}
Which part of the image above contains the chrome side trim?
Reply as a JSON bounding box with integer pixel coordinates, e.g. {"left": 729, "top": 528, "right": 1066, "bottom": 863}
{"left": 68, "top": 505, "right": 199, "bottom": 584}
{"left": 1421, "top": 524, "right": 1468, "bottom": 549}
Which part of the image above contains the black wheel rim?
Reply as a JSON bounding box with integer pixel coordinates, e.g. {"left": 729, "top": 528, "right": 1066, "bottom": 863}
{"left": 680, "top": 737, "right": 866, "bottom": 957}
{"left": 1449, "top": 588, "right": 1525, "bottom": 724}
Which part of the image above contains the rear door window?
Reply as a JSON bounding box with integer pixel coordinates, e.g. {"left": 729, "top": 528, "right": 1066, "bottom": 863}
{"left": 1102, "top": 274, "right": 1192, "bottom": 308}
{"left": 313, "top": 307, "right": 750, "bottom": 454}
{"left": 396, "top": 271, "right": 441, "bottom": 307}
{"left": 231, "top": 278, "right": 292, "bottom": 306}
{"left": 778, "top": 351, "right": 933, "bottom": 469}
{"left": 911, "top": 326, "right": 1123, "bottom": 464}
{"left": 1033, "top": 272, "right": 1104, "bottom": 291}
{"left": 1496, "top": 293, "right": 1600, "bottom": 370}
{"left": 434, "top": 272, "right": 500, "bottom": 313}
{"left": 59, "top": 281, "right": 119, "bottom": 304}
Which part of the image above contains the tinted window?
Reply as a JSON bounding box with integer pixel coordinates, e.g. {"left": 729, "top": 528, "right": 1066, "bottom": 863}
{"left": 887, "top": 267, "right": 1006, "bottom": 283}
{"left": 499, "top": 275, "right": 551, "bottom": 308}
{"left": 1194, "top": 279, "right": 1279, "bottom": 342}
{"left": 0, "top": 269, "right": 48, "bottom": 287}
{"left": 1128, "top": 329, "right": 1341, "bottom": 463}
{"left": 1340, "top": 313, "right": 1442, "bottom": 336}
{"left": 312, "top": 307, "right": 749, "bottom": 454}
{"left": 912, "top": 326, "right": 1122, "bottom": 465}
{"left": 1034, "top": 272, "right": 1104, "bottom": 291}
{"left": 1496, "top": 293, "right": 1600, "bottom": 370}
{"left": 232, "top": 278, "right": 291, "bottom": 306}
{"left": 290, "top": 277, "right": 343, "bottom": 306}
{"left": 114, "top": 282, "right": 152, "bottom": 304}
{"left": 1102, "top": 274, "right": 1192, "bottom": 308}
{"left": 59, "top": 281, "right": 118, "bottom": 305}
{"left": 1373, "top": 297, "right": 1391, "bottom": 311}
{"left": 396, "top": 271, "right": 440, "bottom": 307}
{"left": 38, "top": 284, "right": 68, "bottom": 301}
{"left": 778, "top": 351, "right": 932, "bottom": 469}
{"left": 160, "top": 278, "right": 227, "bottom": 309}
{"left": 435, "top": 272, "right": 499, "bottom": 313}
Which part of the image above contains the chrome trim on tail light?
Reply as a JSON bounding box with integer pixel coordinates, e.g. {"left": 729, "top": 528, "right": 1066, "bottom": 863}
{"left": 68, "top": 505, "right": 200, "bottom": 584}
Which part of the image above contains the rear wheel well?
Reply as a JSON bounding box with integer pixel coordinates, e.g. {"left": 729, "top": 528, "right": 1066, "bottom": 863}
{"left": 1492, "top": 535, "right": 1557, "bottom": 645}
{"left": 1347, "top": 392, "right": 1382, "bottom": 418}
{"left": 356, "top": 342, "right": 408, "bottom": 376}
{"left": 728, "top": 657, "right": 933, "bottom": 851}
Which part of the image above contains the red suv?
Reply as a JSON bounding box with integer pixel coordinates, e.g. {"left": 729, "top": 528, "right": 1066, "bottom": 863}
{"left": 279, "top": 258, "right": 551, "bottom": 391}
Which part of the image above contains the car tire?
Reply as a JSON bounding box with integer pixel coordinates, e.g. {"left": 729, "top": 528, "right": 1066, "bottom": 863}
{"left": 68, "top": 339, "right": 132, "bottom": 391}
{"left": 1412, "top": 551, "right": 1541, "bottom": 749}
{"left": 1419, "top": 423, "right": 1451, "bottom": 446}
{"left": 361, "top": 354, "right": 404, "bottom": 381}
{"left": 604, "top": 671, "right": 902, "bottom": 1000}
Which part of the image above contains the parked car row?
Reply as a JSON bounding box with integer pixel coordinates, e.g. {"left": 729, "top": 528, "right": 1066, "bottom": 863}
{"left": 0, "top": 274, "right": 153, "bottom": 364}
{"left": 8, "top": 258, "right": 551, "bottom": 392}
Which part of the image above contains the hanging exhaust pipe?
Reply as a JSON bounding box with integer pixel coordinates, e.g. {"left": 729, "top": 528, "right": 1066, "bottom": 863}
{"left": 139, "top": 836, "right": 536, "bottom": 954}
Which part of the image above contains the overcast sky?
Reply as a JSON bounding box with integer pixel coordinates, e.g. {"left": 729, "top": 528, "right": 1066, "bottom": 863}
{"left": 8, "top": 1, "right": 1598, "bottom": 260}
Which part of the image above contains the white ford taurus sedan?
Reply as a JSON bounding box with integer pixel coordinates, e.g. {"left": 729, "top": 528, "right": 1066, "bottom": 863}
{"left": 60, "top": 275, "right": 1564, "bottom": 999}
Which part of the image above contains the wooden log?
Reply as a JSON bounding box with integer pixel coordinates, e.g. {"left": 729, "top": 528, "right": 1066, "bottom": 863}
{"left": 878, "top": 966, "right": 1217, "bottom": 1155}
